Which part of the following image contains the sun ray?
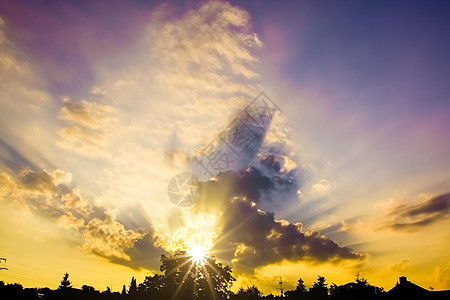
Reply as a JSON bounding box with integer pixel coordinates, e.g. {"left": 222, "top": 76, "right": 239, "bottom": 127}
{"left": 211, "top": 204, "right": 258, "bottom": 248}
{"left": 162, "top": 254, "right": 192, "bottom": 278}
{"left": 187, "top": 245, "right": 208, "bottom": 265}
{"left": 169, "top": 260, "right": 195, "bottom": 300}
{"left": 202, "top": 263, "right": 220, "bottom": 300}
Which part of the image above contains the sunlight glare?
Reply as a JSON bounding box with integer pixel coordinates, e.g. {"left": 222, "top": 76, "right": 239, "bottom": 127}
{"left": 188, "top": 245, "right": 208, "bottom": 265}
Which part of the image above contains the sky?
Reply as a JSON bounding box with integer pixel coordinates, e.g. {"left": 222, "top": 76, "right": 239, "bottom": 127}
{"left": 0, "top": 0, "right": 449, "bottom": 294}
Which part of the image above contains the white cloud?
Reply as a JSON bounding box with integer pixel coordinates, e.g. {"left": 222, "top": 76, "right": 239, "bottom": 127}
{"left": 144, "top": 0, "right": 262, "bottom": 99}
{"left": 312, "top": 179, "right": 331, "bottom": 194}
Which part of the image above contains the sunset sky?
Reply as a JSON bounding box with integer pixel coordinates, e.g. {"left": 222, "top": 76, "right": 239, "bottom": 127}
{"left": 0, "top": 0, "right": 449, "bottom": 295}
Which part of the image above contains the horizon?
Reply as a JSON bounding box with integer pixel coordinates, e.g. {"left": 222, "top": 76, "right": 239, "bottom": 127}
{"left": 0, "top": 265, "right": 446, "bottom": 295}
{"left": 0, "top": 0, "right": 449, "bottom": 295}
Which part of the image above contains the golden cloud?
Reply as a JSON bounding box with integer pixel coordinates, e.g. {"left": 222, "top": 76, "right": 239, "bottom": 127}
{"left": 82, "top": 210, "right": 145, "bottom": 261}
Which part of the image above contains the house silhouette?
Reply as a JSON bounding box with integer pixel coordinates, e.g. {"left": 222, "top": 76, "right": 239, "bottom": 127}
{"left": 386, "top": 276, "right": 450, "bottom": 299}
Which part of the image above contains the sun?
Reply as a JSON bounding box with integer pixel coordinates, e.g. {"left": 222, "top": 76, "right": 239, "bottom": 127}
{"left": 187, "top": 245, "right": 208, "bottom": 265}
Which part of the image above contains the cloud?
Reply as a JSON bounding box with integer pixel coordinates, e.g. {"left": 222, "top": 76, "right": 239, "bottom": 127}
{"left": 7, "top": 168, "right": 68, "bottom": 217}
{"left": 163, "top": 83, "right": 363, "bottom": 272}
{"left": 57, "top": 0, "right": 275, "bottom": 256}
{"left": 57, "top": 97, "right": 117, "bottom": 158}
{"left": 61, "top": 187, "right": 93, "bottom": 216}
{"left": 59, "top": 97, "right": 117, "bottom": 130}
{"left": 82, "top": 210, "right": 145, "bottom": 261}
{"left": 311, "top": 179, "right": 331, "bottom": 194}
{"left": 1, "top": 167, "right": 83, "bottom": 218}
{"left": 405, "top": 193, "right": 450, "bottom": 217}
{"left": 193, "top": 149, "right": 361, "bottom": 273}
{"left": 147, "top": 0, "right": 262, "bottom": 99}
{"left": 216, "top": 197, "right": 364, "bottom": 271}
{"left": 0, "top": 167, "right": 163, "bottom": 269}
{"left": 381, "top": 193, "right": 450, "bottom": 231}
{"left": 57, "top": 212, "right": 85, "bottom": 231}
{"left": 47, "top": 0, "right": 272, "bottom": 216}
{"left": 233, "top": 151, "right": 300, "bottom": 209}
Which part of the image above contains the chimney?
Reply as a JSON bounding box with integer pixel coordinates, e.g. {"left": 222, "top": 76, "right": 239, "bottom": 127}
{"left": 399, "top": 276, "right": 407, "bottom": 285}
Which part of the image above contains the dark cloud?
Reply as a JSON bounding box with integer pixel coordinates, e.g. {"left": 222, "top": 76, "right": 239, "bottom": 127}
{"left": 214, "top": 197, "right": 364, "bottom": 271}
{"left": 231, "top": 152, "right": 299, "bottom": 214}
{"left": 199, "top": 161, "right": 361, "bottom": 272}
{"left": 234, "top": 167, "right": 274, "bottom": 202}
{"left": 382, "top": 193, "right": 450, "bottom": 231}
{"left": 406, "top": 193, "right": 450, "bottom": 216}
{"left": 197, "top": 149, "right": 299, "bottom": 214}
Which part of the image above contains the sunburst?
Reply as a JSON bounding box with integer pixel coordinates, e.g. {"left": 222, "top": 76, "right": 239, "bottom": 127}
{"left": 187, "top": 244, "right": 209, "bottom": 265}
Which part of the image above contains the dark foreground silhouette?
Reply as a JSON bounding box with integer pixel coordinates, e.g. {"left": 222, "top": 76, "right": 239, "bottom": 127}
{"left": 1, "top": 252, "right": 449, "bottom": 300}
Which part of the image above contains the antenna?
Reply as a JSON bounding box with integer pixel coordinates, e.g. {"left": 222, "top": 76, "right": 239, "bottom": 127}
{"left": 278, "top": 264, "right": 283, "bottom": 297}
{"left": 279, "top": 276, "right": 283, "bottom": 297}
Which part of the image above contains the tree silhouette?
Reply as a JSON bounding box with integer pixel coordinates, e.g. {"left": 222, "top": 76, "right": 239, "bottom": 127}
{"left": 309, "top": 276, "right": 328, "bottom": 300}
{"left": 2, "top": 270, "right": 446, "bottom": 300}
{"left": 137, "top": 274, "right": 166, "bottom": 298}
{"left": 284, "top": 277, "right": 307, "bottom": 299}
{"left": 296, "top": 278, "right": 307, "bottom": 293}
{"left": 128, "top": 276, "right": 137, "bottom": 296}
{"left": 59, "top": 272, "right": 72, "bottom": 289}
{"left": 159, "top": 251, "right": 235, "bottom": 300}
{"left": 232, "top": 285, "right": 262, "bottom": 300}
{"left": 329, "top": 273, "right": 383, "bottom": 300}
